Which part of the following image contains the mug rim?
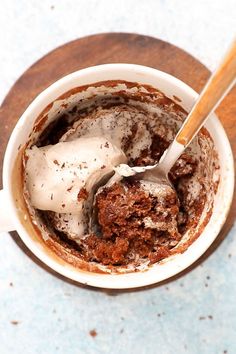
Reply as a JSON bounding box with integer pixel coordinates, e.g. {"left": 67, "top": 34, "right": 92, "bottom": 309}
{"left": 2, "top": 63, "right": 235, "bottom": 289}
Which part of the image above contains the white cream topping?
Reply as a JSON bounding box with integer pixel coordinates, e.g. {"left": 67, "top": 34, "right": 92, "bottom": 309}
{"left": 49, "top": 212, "right": 86, "bottom": 240}
{"left": 60, "top": 106, "right": 154, "bottom": 160}
{"left": 25, "top": 136, "right": 127, "bottom": 214}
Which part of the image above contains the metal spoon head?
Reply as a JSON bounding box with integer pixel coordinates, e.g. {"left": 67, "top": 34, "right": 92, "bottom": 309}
{"left": 114, "top": 162, "right": 172, "bottom": 187}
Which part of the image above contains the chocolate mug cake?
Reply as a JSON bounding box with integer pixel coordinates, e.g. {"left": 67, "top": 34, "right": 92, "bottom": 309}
{"left": 22, "top": 80, "right": 219, "bottom": 273}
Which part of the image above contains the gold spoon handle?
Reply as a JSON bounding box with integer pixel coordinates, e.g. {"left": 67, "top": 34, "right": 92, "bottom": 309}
{"left": 176, "top": 39, "right": 236, "bottom": 147}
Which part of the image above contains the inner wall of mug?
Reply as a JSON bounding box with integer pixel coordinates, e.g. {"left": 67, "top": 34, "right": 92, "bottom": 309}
{"left": 12, "top": 77, "right": 220, "bottom": 274}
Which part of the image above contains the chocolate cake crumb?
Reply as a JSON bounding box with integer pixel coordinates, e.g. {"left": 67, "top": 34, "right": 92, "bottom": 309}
{"left": 77, "top": 188, "right": 88, "bottom": 201}
{"left": 89, "top": 329, "right": 97, "bottom": 337}
{"left": 11, "top": 321, "right": 19, "bottom": 325}
{"left": 169, "top": 153, "right": 197, "bottom": 181}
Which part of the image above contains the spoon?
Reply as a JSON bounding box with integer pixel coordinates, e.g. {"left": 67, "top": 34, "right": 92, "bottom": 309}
{"left": 114, "top": 39, "right": 236, "bottom": 186}
{"left": 90, "top": 40, "right": 236, "bottom": 233}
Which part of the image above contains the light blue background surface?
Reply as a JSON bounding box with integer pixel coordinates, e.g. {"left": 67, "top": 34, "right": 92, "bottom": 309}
{"left": 0, "top": 225, "right": 235, "bottom": 354}
{"left": 0, "top": 1, "right": 235, "bottom": 353}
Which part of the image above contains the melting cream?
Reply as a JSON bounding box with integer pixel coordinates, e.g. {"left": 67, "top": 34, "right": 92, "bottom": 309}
{"left": 25, "top": 136, "right": 127, "bottom": 214}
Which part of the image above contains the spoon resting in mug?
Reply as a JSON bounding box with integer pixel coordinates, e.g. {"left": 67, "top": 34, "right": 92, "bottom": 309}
{"left": 91, "top": 40, "right": 236, "bottom": 232}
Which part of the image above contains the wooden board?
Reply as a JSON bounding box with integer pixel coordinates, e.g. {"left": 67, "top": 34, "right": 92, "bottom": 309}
{"left": 0, "top": 33, "right": 235, "bottom": 290}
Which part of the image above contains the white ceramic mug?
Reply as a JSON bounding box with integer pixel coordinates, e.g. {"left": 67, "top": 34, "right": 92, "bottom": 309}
{"left": 0, "top": 64, "right": 234, "bottom": 289}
